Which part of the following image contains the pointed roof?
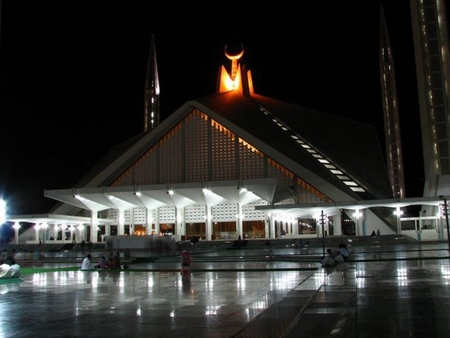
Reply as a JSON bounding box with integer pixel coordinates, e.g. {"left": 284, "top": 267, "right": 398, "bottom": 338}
{"left": 46, "top": 42, "right": 391, "bottom": 214}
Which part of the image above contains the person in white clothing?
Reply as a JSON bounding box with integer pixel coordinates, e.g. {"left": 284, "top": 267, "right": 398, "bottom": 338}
{"left": 0, "top": 259, "right": 21, "bottom": 278}
{"left": 81, "top": 254, "right": 95, "bottom": 270}
{"left": 9, "top": 259, "right": 21, "bottom": 278}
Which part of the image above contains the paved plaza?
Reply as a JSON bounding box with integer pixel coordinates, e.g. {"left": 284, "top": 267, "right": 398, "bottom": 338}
{"left": 1, "top": 236, "right": 450, "bottom": 337}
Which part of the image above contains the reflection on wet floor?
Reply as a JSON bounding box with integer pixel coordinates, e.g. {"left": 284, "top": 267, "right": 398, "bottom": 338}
{"left": 0, "top": 240, "right": 449, "bottom": 337}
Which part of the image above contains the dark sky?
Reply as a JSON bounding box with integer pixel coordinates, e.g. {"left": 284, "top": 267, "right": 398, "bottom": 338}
{"left": 0, "top": 1, "right": 426, "bottom": 215}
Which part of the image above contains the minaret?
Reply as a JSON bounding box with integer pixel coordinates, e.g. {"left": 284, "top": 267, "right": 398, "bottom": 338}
{"left": 144, "top": 34, "right": 160, "bottom": 132}
{"left": 410, "top": 0, "right": 450, "bottom": 199}
{"left": 379, "top": 6, "right": 405, "bottom": 198}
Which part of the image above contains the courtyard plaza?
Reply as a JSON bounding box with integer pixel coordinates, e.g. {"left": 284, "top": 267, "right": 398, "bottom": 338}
{"left": 0, "top": 235, "right": 450, "bottom": 337}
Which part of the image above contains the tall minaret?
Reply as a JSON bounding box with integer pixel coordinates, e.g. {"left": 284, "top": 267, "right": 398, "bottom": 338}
{"left": 144, "top": 34, "right": 160, "bottom": 132}
{"left": 379, "top": 6, "right": 405, "bottom": 199}
{"left": 410, "top": 0, "right": 450, "bottom": 200}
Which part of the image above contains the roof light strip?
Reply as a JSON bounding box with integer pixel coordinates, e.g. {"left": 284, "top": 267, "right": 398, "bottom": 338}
{"left": 259, "top": 107, "right": 366, "bottom": 193}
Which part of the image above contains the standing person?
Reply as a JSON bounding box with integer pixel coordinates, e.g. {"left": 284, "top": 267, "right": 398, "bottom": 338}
{"left": 112, "top": 251, "right": 121, "bottom": 269}
{"left": 81, "top": 254, "right": 95, "bottom": 270}
{"left": 124, "top": 248, "right": 131, "bottom": 260}
{"left": 377, "top": 229, "right": 381, "bottom": 237}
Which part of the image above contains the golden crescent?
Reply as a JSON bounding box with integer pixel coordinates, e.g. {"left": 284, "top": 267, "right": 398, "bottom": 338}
{"left": 225, "top": 43, "right": 244, "bottom": 60}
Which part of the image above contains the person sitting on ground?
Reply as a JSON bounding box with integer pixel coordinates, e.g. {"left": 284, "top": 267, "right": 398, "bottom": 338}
{"left": 9, "top": 259, "right": 21, "bottom": 278}
{"left": 338, "top": 243, "right": 349, "bottom": 261}
{"left": 321, "top": 249, "right": 336, "bottom": 267}
{"left": 81, "top": 254, "right": 95, "bottom": 270}
{"left": 0, "top": 262, "right": 13, "bottom": 279}
{"left": 96, "top": 256, "right": 107, "bottom": 269}
{"left": 370, "top": 230, "right": 377, "bottom": 237}
{"left": 0, "top": 259, "right": 21, "bottom": 279}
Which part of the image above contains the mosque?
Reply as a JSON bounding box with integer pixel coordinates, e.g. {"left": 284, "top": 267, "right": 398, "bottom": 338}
{"left": 5, "top": 1, "right": 450, "bottom": 245}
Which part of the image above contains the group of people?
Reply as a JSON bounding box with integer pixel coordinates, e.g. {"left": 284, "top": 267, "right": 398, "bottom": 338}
{"left": 80, "top": 251, "right": 122, "bottom": 270}
{"left": 321, "top": 243, "right": 349, "bottom": 267}
{"left": 0, "top": 259, "right": 21, "bottom": 279}
{"left": 370, "top": 229, "right": 381, "bottom": 237}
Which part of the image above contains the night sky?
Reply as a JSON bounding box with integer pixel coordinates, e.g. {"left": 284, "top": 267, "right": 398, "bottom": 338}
{"left": 0, "top": 1, "right": 428, "bottom": 215}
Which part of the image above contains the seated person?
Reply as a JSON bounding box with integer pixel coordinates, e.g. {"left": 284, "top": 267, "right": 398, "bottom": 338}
{"left": 0, "top": 259, "right": 21, "bottom": 279}
{"left": 334, "top": 253, "right": 344, "bottom": 263}
{"left": 9, "top": 259, "right": 21, "bottom": 278}
{"left": 0, "top": 263, "right": 14, "bottom": 279}
{"left": 81, "top": 254, "right": 95, "bottom": 270}
{"left": 321, "top": 249, "right": 336, "bottom": 267}
{"left": 338, "top": 243, "right": 349, "bottom": 261}
{"left": 96, "top": 256, "right": 107, "bottom": 269}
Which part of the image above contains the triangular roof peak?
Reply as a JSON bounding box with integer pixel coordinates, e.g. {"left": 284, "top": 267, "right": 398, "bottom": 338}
{"left": 217, "top": 43, "right": 254, "bottom": 97}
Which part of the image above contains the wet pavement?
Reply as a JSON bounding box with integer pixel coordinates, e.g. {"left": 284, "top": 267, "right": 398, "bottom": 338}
{"left": 0, "top": 237, "right": 449, "bottom": 337}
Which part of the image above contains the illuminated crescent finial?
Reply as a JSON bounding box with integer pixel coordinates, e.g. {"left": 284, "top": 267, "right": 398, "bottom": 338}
{"left": 225, "top": 43, "right": 244, "bottom": 60}
{"left": 225, "top": 43, "right": 244, "bottom": 81}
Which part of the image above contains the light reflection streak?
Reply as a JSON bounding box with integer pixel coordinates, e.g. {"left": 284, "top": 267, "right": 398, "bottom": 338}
{"left": 397, "top": 266, "right": 408, "bottom": 286}
{"left": 314, "top": 270, "right": 328, "bottom": 288}
{"left": 204, "top": 278, "right": 214, "bottom": 291}
{"left": 441, "top": 264, "right": 450, "bottom": 284}
{"left": 205, "top": 305, "right": 221, "bottom": 315}
{"left": 237, "top": 276, "right": 246, "bottom": 290}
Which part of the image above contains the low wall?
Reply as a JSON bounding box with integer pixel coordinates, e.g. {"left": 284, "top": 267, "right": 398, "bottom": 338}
{"left": 105, "top": 235, "right": 181, "bottom": 250}
{"left": 402, "top": 229, "right": 444, "bottom": 241}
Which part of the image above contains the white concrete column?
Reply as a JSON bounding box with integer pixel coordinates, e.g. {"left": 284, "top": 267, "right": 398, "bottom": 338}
{"left": 34, "top": 224, "right": 40, "bottom": 243}
{"left": 333, "top": 214, "right": 342, "bottom": 236}
{"left": 292, "top": 219, "right": 298, "bottom": 236}
{"left": 105, "top": 223, "right": 111, "bottom": 237}
{"left": 353, "top": 210, "right": 362, "bottom": 237}
{"left": 237, "top": 203, "right": 243, "bottom": 239}
{"left": 90, "top": 211, "right": 98, "bottom": 243}
{"left": 70, "top": 226, "right": 76, "bottom": 242}
{"left": 395, "top": 207, "right": 402, "bottom": 234}
{"left": 130, "top": 208, "right": 135, "bottom": 235}
{"left": 206, "top": 205, "right": 212, "bottom": 240}
{"left": 118, "top": 209, "right": 125, "bottom": 235}
{"left": 269, "top": 214, "right": 276, "bottom": 239}
{"left": 12, "top": 222, "right": 20, "bottom": 244}
{"left": 145, "top": 207, "right": 151, "bottom": 235}
{"left": 77, "top": 224, "right": 86, "bottom": 242}
{"left": 154, "top": 208, "right": 160, "bottom": 235}
{"left": 176, "top": 207, "right": 183, "bottom": 238}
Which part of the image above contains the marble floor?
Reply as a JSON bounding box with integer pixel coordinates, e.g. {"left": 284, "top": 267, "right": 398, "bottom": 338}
{"left": 0, "top": 240, "right": 449, "bottom": 337}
